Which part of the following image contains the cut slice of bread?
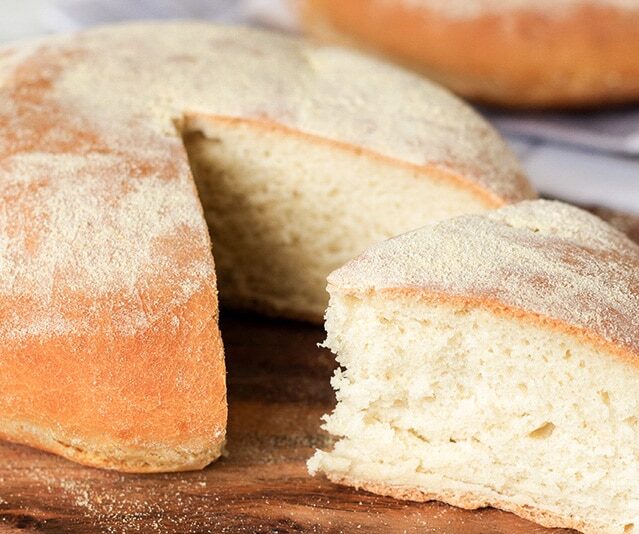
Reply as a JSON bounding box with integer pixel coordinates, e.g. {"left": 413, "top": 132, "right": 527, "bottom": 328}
{"left": 309, "top": 200, "right": 639, "bottom": 533}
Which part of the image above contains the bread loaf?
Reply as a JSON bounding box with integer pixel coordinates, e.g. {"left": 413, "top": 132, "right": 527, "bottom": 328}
{"left": 0, "top": 22, "right": 531, "bottom": 471}
{"left": 300, "top": 0, "right": 639, "bottom": 108}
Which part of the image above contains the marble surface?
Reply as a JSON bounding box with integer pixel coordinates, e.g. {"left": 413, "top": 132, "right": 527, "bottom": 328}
{"left": 2, "top": 0, "right": 638, "bottom": 213}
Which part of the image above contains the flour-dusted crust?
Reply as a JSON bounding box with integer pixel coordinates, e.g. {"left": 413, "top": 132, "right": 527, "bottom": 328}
{"left": 301, "top": 0, "right": 639, "bottom": 108}
{"left": 328, "top": 474, "right": 596, "bottom": 533}
{"left": 330, "top": 200, "right": 639, "bottom": 361}
{"left": 0, "top": 38, "right": 227, "bottom": 472}
{"left": 0, "top": 22, "right": 529, "bottom": 211}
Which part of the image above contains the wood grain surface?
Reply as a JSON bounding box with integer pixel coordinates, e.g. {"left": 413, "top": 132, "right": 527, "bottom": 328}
{"left": 1, "top": 203, "right": 636, "bottom": 534}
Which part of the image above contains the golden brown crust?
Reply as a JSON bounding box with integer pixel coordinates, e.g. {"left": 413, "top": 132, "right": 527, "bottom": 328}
{"left": 327, "top": 474, "right": 593, "bottom": 533}
{"left": 0, "top": 282, "right": 227, "bottom": 473}
{"left": 0, "top": 37, "right": 227, "bottom": 469}
{"left": 302, "top": 0, "right": 639, "bottom": 108}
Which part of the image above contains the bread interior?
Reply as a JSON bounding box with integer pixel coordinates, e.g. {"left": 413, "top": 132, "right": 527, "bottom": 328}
{"left": 309, "top": 291, "right": 639, "bottom": 533}
{"left": 181, "top": 116, "right": 491, "bottom": 319}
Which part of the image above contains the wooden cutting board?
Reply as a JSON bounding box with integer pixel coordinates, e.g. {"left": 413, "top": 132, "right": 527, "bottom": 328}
{"left": 1, "top": 204, "right": 636, "bottom": 534}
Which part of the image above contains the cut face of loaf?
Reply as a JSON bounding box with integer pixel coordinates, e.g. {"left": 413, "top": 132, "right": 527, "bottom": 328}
{"left": 309, "top": 200, "right": 639, "bottom": 533}
{"left": 0, "top": 22, "right": 530, "bottom": 471}
{"left": 182, "top": 115, "right": 512, "bottom": 319}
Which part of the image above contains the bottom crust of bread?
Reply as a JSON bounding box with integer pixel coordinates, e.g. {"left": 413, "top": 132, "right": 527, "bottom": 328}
{"left": 326, "top": 474, "right": 596, "bottom": 534}
{"left": 0, "top": 419, "right": 224, "bottom": 473}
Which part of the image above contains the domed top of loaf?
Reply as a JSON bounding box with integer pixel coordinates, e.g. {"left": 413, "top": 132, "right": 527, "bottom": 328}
{"left": 0, "top": 21, "right": 530, "bottom": 338}
{"left": 330, "top": 200, "right": 639, "bottom": 358}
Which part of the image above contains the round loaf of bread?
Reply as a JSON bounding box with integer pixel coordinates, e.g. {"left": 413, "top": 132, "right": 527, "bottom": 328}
{"left": 300, "top": 0, "right": 639, "bottom": 108}
{"left": 0, "top": 22, "right": 531, "bottom": 472}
